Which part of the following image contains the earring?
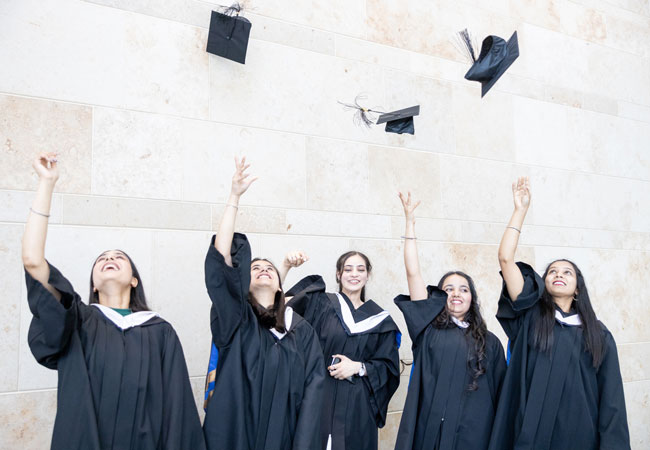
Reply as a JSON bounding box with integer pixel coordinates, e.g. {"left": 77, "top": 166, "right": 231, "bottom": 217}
{"left": 573, "top": 292, "right": 578, "bottom": 302}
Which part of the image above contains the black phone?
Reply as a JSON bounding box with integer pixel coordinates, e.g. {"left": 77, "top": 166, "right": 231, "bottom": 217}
{"left": 330, "top": 357, "right": 354, "bottom": 383}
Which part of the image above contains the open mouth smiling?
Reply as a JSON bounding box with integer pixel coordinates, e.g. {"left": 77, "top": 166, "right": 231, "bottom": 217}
{"left": 102, "top": 262, "right": 120, "bottom": 272}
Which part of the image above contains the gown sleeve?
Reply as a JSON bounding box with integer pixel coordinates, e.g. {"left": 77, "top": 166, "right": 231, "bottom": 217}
{"left": 291, "top": 323, "right": 325, "bottom": 450}
{"left": 394, "top": 285, "right": 447, "bottom": 344}
{"left": 362, "top": 328, "right": 400, "bottom": 428}
{"left": 25, "top": 262, "right": 82, "bottom": 369}
{"left": 160, "top": 326, "right": 207, "bottom": 450}
{"left": 596, "top": 329, "right": 631, "bottom": 450}
{"left": 285, "top": 275, "right": 330, "bottom": 327}
{"left": 204, "top": 233, "right": 252, "bottom": 347}
{"left": 495, "top": 262, "right": 544, "bottom": 341}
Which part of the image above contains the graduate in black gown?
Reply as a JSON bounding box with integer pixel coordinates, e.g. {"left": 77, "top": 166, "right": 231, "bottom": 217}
{"left": 489, "top": 177, "right": 630, "bottom": 450}
{"left": 281, "top": 247, "right": 401, "bottom": 450}
{"left": 22, "top": 153, "right": 205, "bottom": 450}
{"left": 393, "top": 192, "right": 506, "bottom": 450}
{"left": 202, "top": 157, "right": 325, "bottom": 450}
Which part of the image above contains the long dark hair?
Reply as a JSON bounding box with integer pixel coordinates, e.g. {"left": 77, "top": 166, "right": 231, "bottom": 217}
{"left": 534, "top": 259, "right": 605, "bottom": 368}
{"left": 89, "top": 250, "right": 150, "bottom": 312}
{"left": 434, "top": 271, "right": 487, "bottom": 391}
{"left": 335, "top": 251, "right": 372, "bottom": 301}
{"left": 249, "top": 258, "right": 286, "bottom": 333}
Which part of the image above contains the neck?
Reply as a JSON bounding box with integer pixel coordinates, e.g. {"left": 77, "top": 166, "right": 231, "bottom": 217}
{"left": 553, "top": 296, "right": 574, "bottom": 313}
{"left": 343, "top": 289, "right": 363, "bottom": 309}
{"left": 449, "top": 311, "right": 466, "bottom": 322}
{"left": 252, "top": 290, "right": 276, "bottom": 309}
{"left": 98, "top": 289, "right": 131, "bottom": 310}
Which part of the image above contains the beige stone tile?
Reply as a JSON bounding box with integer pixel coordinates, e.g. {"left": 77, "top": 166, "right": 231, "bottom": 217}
{"left": 387, "top": 374, "right": 409, "bottom": 413}
{"left": 408, "top": 51, "right": 468, "bottom": 84}
{"left": 334, "top": 35, "right": 410, "bottom": 71}
{"left": 286, "top": 209, "right": 391, "bottom": 239}
{"left": 544, "top": 85, "right": 584, "bottom": 109}
{"left": 62, "top": 195, "right": 212, "bottom": 230}
{"left": 250, "top": 14, "right": 335, "bottom": 55}
{"left": 618, "top": 342, "right": 650, "bottom": 383}
{"left": 492, "top": 73, "right": 546, "bottom": 101}
{"left": 603, "top": 0, "right": 650, "bottom": 16}
{"left": 189, "top": 375, "right": 206, "bottom": 424}
{"left": 558, "top": 1, "right": 607, "bottom": 44}
{"left": 151, "top": 230, "right": 213, "bottom": 378}
{"left": 602, "top": 13, "right": 650, "bottom": 57}
{"left": 18, "top": 225, "right": 154, "bottom": 390}
{"left": 379, "top": 411, "right": 401, "bottom": 450}
{"left": 624, "top": 380, "right": 650, "bottom": 450}
{"left": 618, "top": 101, "right": 650, "bottom": 123}
{"left": 582, "top": 92, "right": 618, "bottom": 116}
{"left": 368, "top": 146, "right": 442, "bottom": 217}
{"left": 0, "top": 225, "right": 23, "bottom": 392}
{"left": 305, "top": 137, "right": 371, "bottom": 213}
{"left": 211, "top": 204, "right": 287, "bottom": 234}
{"left": 391, "top": 216, "right": 463, "bottom": 243}
{"left": 451, "top": 85, "right": 515, "bottom": 161}
{"left": 0, "top": 0, "right": 209, "bottom": 118}
{"left": 208, "top": 39, "right": 386, "bottom": 144}
{"left": 534, "top": 247, "right": 650, "bottom": 344}
{"left": 84, "top": 0, "right": 212, "bottom": 28}
{"left": 0, "top": 95, "right": 92, "bottom": 194}
{"left": 509, "top": 0, "right": 562, "bottom": 31}
{"left": 0, "top": 190, "right": 63, "bottom": 224}
{"left": 438, "top": 155, "right": 521, "bottom": 223}
{"left": 0, "top": 389, "right": 57, "bottom": 449}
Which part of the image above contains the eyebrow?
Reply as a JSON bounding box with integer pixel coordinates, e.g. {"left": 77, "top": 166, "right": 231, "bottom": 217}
{"left": 550, "top": 266, "right": 574, "bottom": 272}
{"left": 343, "top": 264, "right": 366, "bottom": 269}
{"left": 443, "top": 284, "right": 469, "bottom": 289}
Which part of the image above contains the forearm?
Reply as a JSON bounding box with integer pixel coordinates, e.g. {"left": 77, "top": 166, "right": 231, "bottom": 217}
{"left": 404, "top": 220, "right": 427, "bottom": 300}
{"left": 214, "top": 194, "right": 240, "bottom": 266}
{"left": 278, "top": 264, "right": 290, "bottom": 284}
{"left": 498, "top": 208, "right": 527, "bottom": 300}
{"left": 22, "top": 180, "right": 55, "bottom": 268}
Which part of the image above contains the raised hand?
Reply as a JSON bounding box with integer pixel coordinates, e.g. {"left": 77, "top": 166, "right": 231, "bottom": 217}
{"left": 32, "top": 152, "right": 59, "bottom": 184}
{"left": 512, "top": 176, "right": 531, "bottom": 211}
{"left": 398, "top": 191, "right": 421, "bottom": 224}
{"left": 283, "top": 251, "right": 309, "bottom": 269}
{"left": 230, "top": 156, "right": 258, "bottom": 197}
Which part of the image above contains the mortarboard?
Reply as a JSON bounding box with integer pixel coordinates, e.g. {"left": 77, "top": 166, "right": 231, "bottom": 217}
{"left": 457, "top": 29, "right": 519, "bottom": 97}
{"left": 376, "top": 106, "right": 420, "bottom": 135}
{"left": 339, "top": 95, "right": 420, "bottom": 135}
{"left": 206, "top": 4, "right": 252, "bottom": 64}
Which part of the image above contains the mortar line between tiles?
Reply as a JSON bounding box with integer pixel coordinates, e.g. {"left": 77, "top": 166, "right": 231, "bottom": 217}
{"left": 3, "top": 90, "right": 650, "bottom": 181}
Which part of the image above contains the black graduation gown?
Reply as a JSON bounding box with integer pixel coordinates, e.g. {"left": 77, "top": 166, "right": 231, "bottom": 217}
{"left": 488, "top": 262, "right": 630, "bottom": 450}
{"left": 394, "top": 286, "right": 506, "bottom": 450}
{"left": 25, "top": 263, "right": 205, "bottom": 450}
{"left": 202, "top": 234, "right": 325, "bottom": 450}
{"left": 286, "top": 276, "right": 401, "bottom": 450}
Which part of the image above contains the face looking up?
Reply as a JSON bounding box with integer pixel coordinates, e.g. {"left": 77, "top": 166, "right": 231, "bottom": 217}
{"left": 250, "top": 259, "right": 281, "bottom": 293}
{"left": 544, "top": 260, "right": 578, "bottom": 299}
{"left": 91, "top": 250, "right": 138, "bottom": 293}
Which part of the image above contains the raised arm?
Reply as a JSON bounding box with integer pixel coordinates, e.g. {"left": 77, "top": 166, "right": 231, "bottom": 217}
{"left": 398, "top": 192, "right": 427, "bottom": 300}
{"left": 278, "top": 250, "right": 308, "bottom": 284}
{"left": 214, "top": 157, "right": 257, "bottom": 266}
{"left": 498, "top": 176, "right": 531, "bottom": 300}
{"left": 22, "top": 152, "right": 61, "bottom": 301}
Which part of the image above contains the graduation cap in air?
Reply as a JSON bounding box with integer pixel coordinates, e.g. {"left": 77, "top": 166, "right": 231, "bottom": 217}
{"left": 206, "top": 3, "right": 252, "bottom": 64}
{"left": 456, "top": 29, "right": 519, "bottom": 97}
{"left": 338, "top": 95, "right": 420, "bottom": 135}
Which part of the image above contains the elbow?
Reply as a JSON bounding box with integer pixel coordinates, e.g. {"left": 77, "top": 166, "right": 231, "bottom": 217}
{"left": 22, "top": 253, "right": 44, "bottom": 270}
{"left": 498, "top": 253, "right": 514, "bottom": 267}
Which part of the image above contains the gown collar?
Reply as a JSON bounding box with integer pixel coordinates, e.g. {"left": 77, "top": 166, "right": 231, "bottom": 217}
{"left": 554, "top": 309, "right": 582, "bottom": 326}
{"left": 269, "top": 306, "right": 294, "bottom": 340}
{"left": 334, "top": 292, "right": 390, "bottom": 334}
{"left": 451, "top": 316, "right": 469, "bottom": 329}
{"left": 92, "top": 304, "right": 160, "bottom": 330}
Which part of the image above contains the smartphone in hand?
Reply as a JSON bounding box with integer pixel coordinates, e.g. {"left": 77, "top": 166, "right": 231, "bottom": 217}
{"left": 330, "top": 357, "right": 354, "bottom": 383}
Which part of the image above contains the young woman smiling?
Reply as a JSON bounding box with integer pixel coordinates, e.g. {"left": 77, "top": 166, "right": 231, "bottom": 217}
{"left": 281, "top": 248, "right": 400, "bottom": 450}
{"left": 22, "top": 153, "right": 204, "bottom": 449}
{"left": 488, "top": 177, "right": 630, "bottom": 450}
{"left": 393, "top": 192, "right": 506, "bottom": 450}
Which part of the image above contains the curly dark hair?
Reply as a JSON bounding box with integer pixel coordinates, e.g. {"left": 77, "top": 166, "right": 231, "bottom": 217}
{"left": 433, "top": 271, "right": 487, "bottom": 391}
{"left": 534, "top": 259, "right": 605, "bottom": 368}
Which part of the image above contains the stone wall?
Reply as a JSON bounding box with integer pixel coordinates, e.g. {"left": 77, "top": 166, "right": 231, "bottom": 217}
{"left": 1, "top": 0, "right": 649, "bottom": 448}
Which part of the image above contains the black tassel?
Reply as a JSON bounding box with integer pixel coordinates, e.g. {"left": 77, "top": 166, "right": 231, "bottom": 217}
{"left": 338, "top": 94, "right": 383, "bottom": 128}
{"left": 220, "top": 2, "right": 243, "bottom": 16}
{"left": 455, "top": 28, "right": 477, "bottom": 63}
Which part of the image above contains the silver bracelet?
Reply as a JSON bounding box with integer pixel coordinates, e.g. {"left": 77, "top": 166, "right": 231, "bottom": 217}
{"left": 29, "top": 207, "right": 50, "bottom": 218}
{"left": 401, "top": 236, "right": 417, "bottom": 240}
{"left": 507, "top": 226, "right": 521, "bottom": 233}
{"left": 225, "top": 203, "right": 239, "bottom": 209}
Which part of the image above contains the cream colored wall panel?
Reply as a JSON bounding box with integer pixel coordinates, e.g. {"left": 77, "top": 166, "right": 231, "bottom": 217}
{"left": 18, "top": 225, "right": 154, "bottom": 390}
{"left": 618, "top": 342, "right": 650, "bottom": 383}
{"left": 408, "top": 51, "right": 468, "bottom": 85}
{"left": 305, "top": 137, "right": 371, "bottom": 213}
{"left": 62, "top": 196, "right": 212, "bottom": 230}
{"left": 452, "top": 85, "right": 515, "bottom": 161}
{"left": 249, "top": 14, "right": 336, "bottom": 56}
{"left": 151, "top": 231, "right": 213, "bottom": 378}
{"left": 0, "top": 389, "right": 56, "bottom": 449}
{"left": 209, "top": 40, "right": 386, "bottom": 144}
{"left": 387, "top": 374, "right": 410, "bottom": 413}
{"left": 624, "top": 380, "right": 650, "bottom": 450}
{"left": 509, "top": 0, "right": 561, "bottom": 31}
{"left": 558, "top": 1, "right": 607, "bottom": 44}
{"left": 493, "top": 73, "right": 546, "bottom": 102}
{"left": 0, "top": 225, "right": 24, "bottom": 392}
{"left": 334, "top": 35, "right": 411, "bottom": 71}
{"left": 0, "top": 0, "right": 209, "bottom": 119}
{"left": 0, "top": 191, "right": 62, "bottom": 224}
{"left": 0, "top": 95, "right": 92, "bottom": 194}
{"left": 618, "top": 101, "right": 650, "bottom": 123}
{"left": 212, "top": 205, "right": 288, "bottom": 235}
{"left": 602, "top": 0, "right": 650, "bottom": 17}
{"left": 379, "top": 411, "right": 401, "bottom": 450}
{"left": 189, "top": 375, "right": 206, "bottom": 424}
{"left": 581, "top": 91, "right": 618, "bottom": 116}
{"left": 368, "top": 146, "right": 442, "bottom": 217}
{"left": 85, "top": 0, "right": 211, "bottom": 28}
{"left": 438, "top": 155, "right": 522, "bottom": 223}
{"left": 286, "top": 209, "right": 391, "bottom": 239}
{"left": 602, "top": 13, "right": 650, "bottom": 57}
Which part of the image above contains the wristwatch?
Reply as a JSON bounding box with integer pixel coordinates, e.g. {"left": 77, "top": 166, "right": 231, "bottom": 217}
{"left": 358, "top": 362, "right": 366, "bottom": 377}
